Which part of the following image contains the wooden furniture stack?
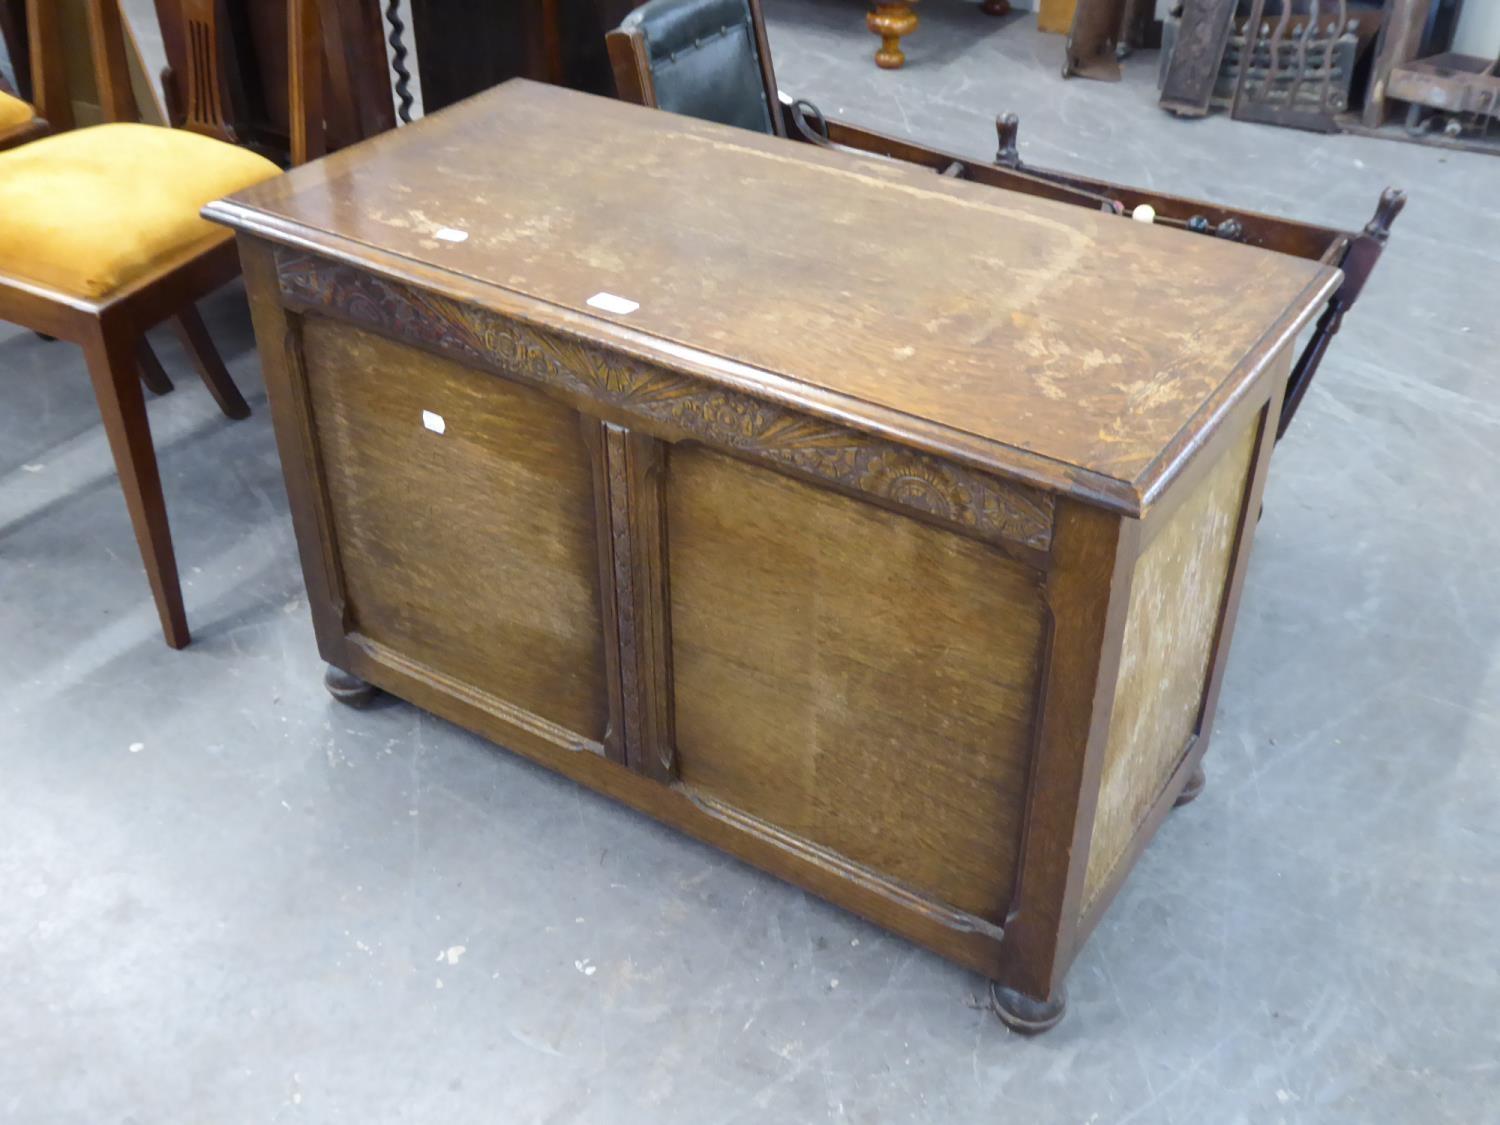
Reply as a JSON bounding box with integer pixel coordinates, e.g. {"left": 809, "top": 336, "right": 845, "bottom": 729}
{"left": 1363, "top": 0, "right": 1499, "bottom": 145}
{"left": 209, "top": 80, "right": 1340, "bottom": 1031}
{"left": 0, "top": 0, "right": 164, "bottom": 141}
{"left": 151, "top": 0, "right": 396, "bottom": 162}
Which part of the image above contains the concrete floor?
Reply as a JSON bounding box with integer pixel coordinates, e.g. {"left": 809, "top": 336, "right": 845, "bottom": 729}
{"left": 3, "top": 3, "right": 1498, "bottom": 1121}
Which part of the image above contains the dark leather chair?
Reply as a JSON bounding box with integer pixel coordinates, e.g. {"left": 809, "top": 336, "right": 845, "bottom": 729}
{"left": 606, "top": 0, "right": 784, "bottom": 136}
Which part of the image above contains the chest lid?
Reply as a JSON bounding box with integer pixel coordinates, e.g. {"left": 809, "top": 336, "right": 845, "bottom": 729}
{"left": 207, "top": 80, "right": 1338, "bottom": 514}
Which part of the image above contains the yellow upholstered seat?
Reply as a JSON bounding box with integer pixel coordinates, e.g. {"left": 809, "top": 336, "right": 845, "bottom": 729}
{"left": 0, "top": 122, "right": 280, "bottom": 300}
{"left": 0, "top": 90, "right": 35, "bottom": 130}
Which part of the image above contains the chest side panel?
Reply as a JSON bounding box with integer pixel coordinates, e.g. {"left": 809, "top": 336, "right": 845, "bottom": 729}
{"left": 666, "top": 445, "right": 1047, "bottom": 922}
{"left": 1084, "top": 419, "right": 1259, "bottom": 905}
{"left": 299, "top": 317, "right": 610, "bottom": 749}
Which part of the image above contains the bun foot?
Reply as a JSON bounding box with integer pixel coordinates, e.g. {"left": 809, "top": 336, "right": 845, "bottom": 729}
{"left": 1174, "top": 763, "right": 1206, "bottom": 808}
{"left": 324, "top": 664, "right": 378, "bottom": 708}
{"left": 989, "top": 982, "right": 1066, "bottom": 1034}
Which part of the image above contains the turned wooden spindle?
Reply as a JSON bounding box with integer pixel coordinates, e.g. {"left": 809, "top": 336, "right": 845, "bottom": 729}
{"left": 995, "top": 112, "right": 1021, "bottom": 167}
{"left": 1365, "top": 187, "right": 1407, "bottom": 242}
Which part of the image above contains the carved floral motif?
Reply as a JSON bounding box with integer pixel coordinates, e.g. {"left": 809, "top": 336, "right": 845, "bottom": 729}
{"left": 277, "top": 251, "right": 1055, "bottom": 551}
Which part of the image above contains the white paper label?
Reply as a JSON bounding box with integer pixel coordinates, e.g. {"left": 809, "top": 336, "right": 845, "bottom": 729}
{"left": 434, "top": 227, "right": 469, "bottom": 243}
{"left": 586, "top": 291, "right": 640, "bottom": 316}
{"left": 422, "top": 410, "right": 446, "bottom": 434}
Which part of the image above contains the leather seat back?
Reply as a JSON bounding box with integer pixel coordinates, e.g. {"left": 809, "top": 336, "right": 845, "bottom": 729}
{"left": 620, "top": 0, "right": 776, "bottom": 135}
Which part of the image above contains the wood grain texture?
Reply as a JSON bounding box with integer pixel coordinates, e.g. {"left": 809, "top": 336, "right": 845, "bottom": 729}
{"left": 273, "top": 250, "right": 1056, "bottom": 552}
{"left": 207, "top": 80, "right": 1338, "bottom": 510}
{"left": 666, "top": 446, "right": 1046, "bottom": 920}
{"left": 299, "top": 317, "right": 610, "bottom": 748}
{"left": 1083, "top": 418, "right": 1257, "bottom": 903}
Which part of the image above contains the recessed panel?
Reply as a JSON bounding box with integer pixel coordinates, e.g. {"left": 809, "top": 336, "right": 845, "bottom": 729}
{"left": 666, "top": 447, "right": 1047, "bottom": 921}
{"left": 301, "top": 317, "right": 608, "bottom": 745}
{"left": 1085, "top": 420, "right": 1259, "bottom": 904}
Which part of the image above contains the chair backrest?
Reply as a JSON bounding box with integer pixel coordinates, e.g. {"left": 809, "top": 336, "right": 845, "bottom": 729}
{"left": 607, "top": 0, "right": 783, "bottom": 137}
{"left": 25, "top": 0, "right": 325, "bottom": 164}
{"left": 157, "top": 0, "right": 233, "bottom": 141}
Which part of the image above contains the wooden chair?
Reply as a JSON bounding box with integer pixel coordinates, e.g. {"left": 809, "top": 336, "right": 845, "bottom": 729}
{"left": 0, "top": 0, "right": 325, "bottom": 648}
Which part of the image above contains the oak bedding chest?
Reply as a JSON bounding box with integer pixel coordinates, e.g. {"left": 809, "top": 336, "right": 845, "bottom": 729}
{"left": 207, "top": 80, "right": 1338, "bottom": 1033}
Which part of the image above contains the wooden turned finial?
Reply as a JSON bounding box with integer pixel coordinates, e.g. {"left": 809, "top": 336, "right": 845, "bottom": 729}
{"left": 867, "top": 2, "right": 919, "bottom": 69}
{"left": 1365, "top": 187, "right": 1407, "bottom": 242}
{"left": 995, "top": 112, "right": 1021, "bottom": 167}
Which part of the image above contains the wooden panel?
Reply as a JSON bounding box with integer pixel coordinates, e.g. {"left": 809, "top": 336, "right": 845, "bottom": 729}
{"left": 1158, "top": 0, "right": 1239, "bottom": 117}
{"left": 1083, "top": 419, "right": 1257, "bottom": 903}
{"left": 666, "top": 447, "right": 1046, "bottom": 921}
{"left": 300, "top": 317, "right": 609, "bottom": 746}
{"left": 214, "top": 81, "right": 1338, "bottom": 508}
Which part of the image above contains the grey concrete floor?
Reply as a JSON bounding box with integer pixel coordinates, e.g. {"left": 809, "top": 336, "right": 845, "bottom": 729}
{"left": 3, "top": 4, "right": 1498, "bottom": 1122}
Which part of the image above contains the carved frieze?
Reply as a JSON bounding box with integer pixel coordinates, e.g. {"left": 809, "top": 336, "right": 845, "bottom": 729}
{"left": 276, "top": 251, "right": 1055, "bottom": 552}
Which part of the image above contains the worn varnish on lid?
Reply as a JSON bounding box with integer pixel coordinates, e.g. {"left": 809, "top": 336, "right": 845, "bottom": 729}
{"left": 209, "top": 80, "right": 1338, "bottom": 512}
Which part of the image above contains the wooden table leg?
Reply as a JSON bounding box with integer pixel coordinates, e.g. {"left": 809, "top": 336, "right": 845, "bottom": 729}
{"left": 867, "top": 2, "right": 918, "bottom": 69}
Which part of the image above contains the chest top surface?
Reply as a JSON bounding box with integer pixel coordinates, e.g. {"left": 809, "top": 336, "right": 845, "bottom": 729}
{"left": 209, "top": 80, "right": 1338, "bottom": 512}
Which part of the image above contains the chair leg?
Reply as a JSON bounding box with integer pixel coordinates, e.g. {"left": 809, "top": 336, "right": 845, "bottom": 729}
{"left": 81, "top": 322, "right": 190, "bottom": 649}
{"left": 171, "top": 305, "right": 251, "bottom": 420}
{"left": 137, "top": 338, "right": 175, "bottom": 396}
